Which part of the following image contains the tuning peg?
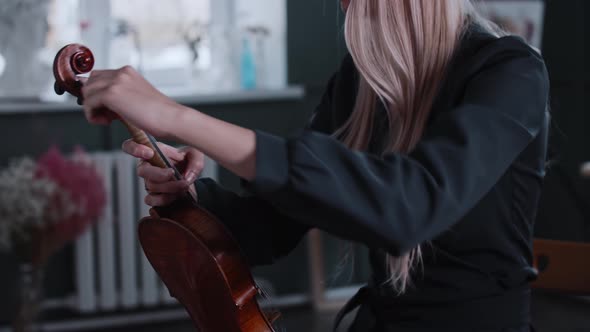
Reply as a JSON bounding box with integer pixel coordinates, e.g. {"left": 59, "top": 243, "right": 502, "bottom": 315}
{"left": 54, "top": 81, "right": 65, "bottom": 95}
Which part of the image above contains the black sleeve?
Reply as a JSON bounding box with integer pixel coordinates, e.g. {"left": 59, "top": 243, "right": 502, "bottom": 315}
{"left": 192, "top": 71, "right": 339, "bottom": 266}
{"left": 243, "top": 38, "right": 550, "bottom": 256}
{"left": 194, "top": 178, "right": 308, "bottom": 266}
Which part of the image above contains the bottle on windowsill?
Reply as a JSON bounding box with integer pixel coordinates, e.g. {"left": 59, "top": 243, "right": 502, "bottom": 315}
{"left": 240, "top": 37, "right": 257, "bottom": 90}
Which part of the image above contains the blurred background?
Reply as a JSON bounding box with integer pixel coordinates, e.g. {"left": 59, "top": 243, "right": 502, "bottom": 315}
{"left": 0, "top": 0, "right": 587, "bottom": 331}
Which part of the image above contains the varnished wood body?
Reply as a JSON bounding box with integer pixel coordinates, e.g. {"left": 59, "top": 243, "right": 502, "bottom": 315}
{"left": 139, "top": 199, "right": 275, "bottom": 332}
{"left": 532, "top": 238, "right": 590, "bottom": 294}
{"left": 53, "top": 43, "right": 276, "bottom": 331}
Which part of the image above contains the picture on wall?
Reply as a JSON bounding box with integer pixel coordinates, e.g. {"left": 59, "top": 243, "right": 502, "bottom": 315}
{"left": 475, "top": 0, "right": 546, "bottom": 49}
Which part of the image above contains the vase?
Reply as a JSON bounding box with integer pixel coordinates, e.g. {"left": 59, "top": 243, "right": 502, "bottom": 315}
{"left": 12, "top": 263, "right": 44, "bottom": 332}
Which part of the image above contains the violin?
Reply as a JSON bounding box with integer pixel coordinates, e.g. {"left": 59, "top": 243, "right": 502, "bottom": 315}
{"left": 53, "top": 44, "right": 278, "bottom": 332}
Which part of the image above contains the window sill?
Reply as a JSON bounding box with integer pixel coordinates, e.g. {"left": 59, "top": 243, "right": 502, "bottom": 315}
{"left": 0, "top": 86, "right": 305, "bottom": 115}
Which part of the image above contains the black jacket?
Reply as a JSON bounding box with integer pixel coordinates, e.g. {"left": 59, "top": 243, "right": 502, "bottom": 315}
{"left": 195, "top": 24, "right": 550, "bottom": 331}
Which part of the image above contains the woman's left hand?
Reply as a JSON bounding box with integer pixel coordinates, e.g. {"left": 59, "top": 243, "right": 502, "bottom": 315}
{"left": 81, "top": 66, "right": 184, "bottom": 138}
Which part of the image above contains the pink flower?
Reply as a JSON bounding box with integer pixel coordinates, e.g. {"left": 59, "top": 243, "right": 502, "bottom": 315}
{"left": 34, "top": 145, "right": 106, "bottom": 245}
{"left": 1, "top": 145, "right": 106, "bottom": 264}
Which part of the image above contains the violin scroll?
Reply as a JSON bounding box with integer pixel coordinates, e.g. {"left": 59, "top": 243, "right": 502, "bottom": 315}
{"left": 53, "top": 44, "right": 94, "bottom": 104}
{"left": 52, "top": 43, "right": 172, "bottom": 169}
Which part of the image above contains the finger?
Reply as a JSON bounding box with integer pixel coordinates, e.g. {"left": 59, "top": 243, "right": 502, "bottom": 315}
{"left": 77, "top": 76, "right": 88, "bottom": 86}
{"left": 82, "top": 80, "right": 114, "bottom": 124}
{"left": 82, "top": 74, "right": 121, "bottom": 124}
{"left": 156, "top": 142, "right": 185, "bottom": 162}
{"left": 81, "top": 70, "right": 119, "bottom": 109}
{"left": 145, "top": 180, "right": 190, "bottom": 194}
{"left": 82, "top": 71, "right": 113, "bottom": 99}
{"left": 83, "top": 105, "right": 117, "bottom": 125}
{"left": 145, "top": 193, "right": 179, "bottom": 207}
{"left": 81, "top": 106, "right": 110, "bottom": 125}
{"left": 87, "top": 69, "right": 117, "bottom": 81}
{"left": 137, "top": 163, "right": 176, "bottom": 183}
{"left": 122, "top": 139, "right": 154, "bottom": 159}
{"left": 183, "top": 149, "right": 205, "bottom": 183}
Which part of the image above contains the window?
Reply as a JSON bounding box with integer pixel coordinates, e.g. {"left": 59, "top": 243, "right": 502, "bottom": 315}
{"left": 475, "top": 0, "right": 545, "bottom": 49}
{"left": 0, "top": 0, "right": 287, "bottom": 100}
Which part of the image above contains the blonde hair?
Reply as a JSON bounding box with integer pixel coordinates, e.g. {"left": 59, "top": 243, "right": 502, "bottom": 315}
{"left": 338, "top": 0, "right": 504, "bottom": 293}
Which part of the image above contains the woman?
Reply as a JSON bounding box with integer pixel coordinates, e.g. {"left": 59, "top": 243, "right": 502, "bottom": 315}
{"left": 81, "top": 0, "right": 549, "bottom": 331}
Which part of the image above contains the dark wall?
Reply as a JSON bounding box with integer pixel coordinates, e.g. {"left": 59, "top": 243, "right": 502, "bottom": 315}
{"left": 534, "top": 0, "right": 589, "bottom": 243}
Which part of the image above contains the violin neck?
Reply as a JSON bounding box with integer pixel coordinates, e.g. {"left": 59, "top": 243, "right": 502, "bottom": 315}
{"left": 121, "top": 120, "right": 168, "bottom": 169}
{"left": 121, "top": 119, "right": 200, "bottom": 203}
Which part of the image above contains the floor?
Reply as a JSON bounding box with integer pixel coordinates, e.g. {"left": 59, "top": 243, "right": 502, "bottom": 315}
{"left": 85, "top": 307, "right": 345, "bottom": 332}
{"left": 82, "top": 291, "right": 590, "bottom": 332}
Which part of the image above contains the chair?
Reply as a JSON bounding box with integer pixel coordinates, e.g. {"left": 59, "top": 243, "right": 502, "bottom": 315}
{"left": 532, "top": 238, "right": 590, "bottom": 294}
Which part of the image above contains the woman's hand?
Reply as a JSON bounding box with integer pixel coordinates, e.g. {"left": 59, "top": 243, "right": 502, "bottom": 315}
{"left": 81, "top": 66, "right": 186, "bottom": 138}
{"left": 82, "top": 65, "right": 257, "bottom": 181}
{"left": 122, "top": 140, "right": 205, "bottom": 206}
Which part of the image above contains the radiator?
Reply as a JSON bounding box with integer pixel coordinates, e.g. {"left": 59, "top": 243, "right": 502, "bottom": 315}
{"left": 0, "top": 150, "right": 361, "bottom": 332}
{"left": 74, "top": 151, "right": 218, "bottom": 313}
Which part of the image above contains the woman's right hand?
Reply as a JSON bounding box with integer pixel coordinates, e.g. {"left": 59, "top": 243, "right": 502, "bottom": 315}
{"left": 122, "top": 140, "right": 205, "bottom": 206}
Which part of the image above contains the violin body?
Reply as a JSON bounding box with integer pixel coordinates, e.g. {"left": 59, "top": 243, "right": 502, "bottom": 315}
{"left": 141, "top": 199, "right": 275, "bottom": 332}
{"left": 53, "top": 44, "right": 276, "bottom": 332}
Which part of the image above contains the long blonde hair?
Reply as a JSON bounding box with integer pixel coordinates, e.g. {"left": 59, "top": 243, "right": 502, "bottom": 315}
{"left": 338, "top": 0, "right": 503, "bottom": 293}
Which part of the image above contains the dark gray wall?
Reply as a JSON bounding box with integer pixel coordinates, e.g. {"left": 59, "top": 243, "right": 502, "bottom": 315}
{"left": 534, "top": 0, "right": 589, "bottom": 243}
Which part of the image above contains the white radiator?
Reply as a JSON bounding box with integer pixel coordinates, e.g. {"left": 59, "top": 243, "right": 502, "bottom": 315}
{"left": 74, "top": 151, "right": 218, "bottom": 313}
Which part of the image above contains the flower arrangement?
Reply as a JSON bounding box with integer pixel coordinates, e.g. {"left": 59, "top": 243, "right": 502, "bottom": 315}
{"left": 1, "top": 146, "right": 106, "bottom": 332}
{"left": 0, "top": 145, "right": 106, "bottom": 265}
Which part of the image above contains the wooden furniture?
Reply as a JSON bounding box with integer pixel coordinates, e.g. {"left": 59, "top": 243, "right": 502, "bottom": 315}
{"left": 533, "top": 165, "right": 590, "bottom": 294}
{"left": 532, "top": 238, "right": 590, "bottom": 294}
